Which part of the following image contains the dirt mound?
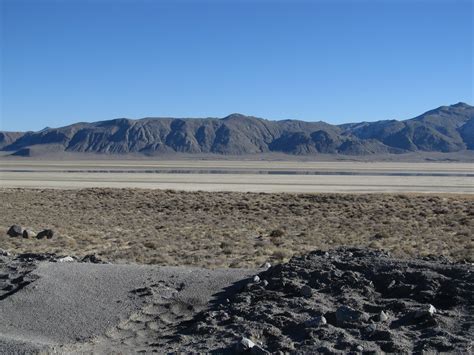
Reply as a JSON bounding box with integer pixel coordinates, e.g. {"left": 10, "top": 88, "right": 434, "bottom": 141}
{"left": 176, "top": 248, "right": 473, "bottom": 353}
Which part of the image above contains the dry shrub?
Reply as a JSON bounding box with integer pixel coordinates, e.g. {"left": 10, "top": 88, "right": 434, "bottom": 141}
{"left": 272, "top": 249, "right": 291, "bottom": 261}
{"left": 143, "top": 241, "right": 158, "bottom": 249}
{"left": 270, "top": 229, "right": 285, "bottom": 238}
{"left": 373, "top": 232, "right": 389, "bottom": 240}
{"left": 1, "top": 188, "right": 472, "bottom": 267}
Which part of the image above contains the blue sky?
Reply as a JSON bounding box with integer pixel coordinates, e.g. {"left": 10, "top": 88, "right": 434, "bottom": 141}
{"left": 1, "top": 0, "right": 472, "bottom": 131}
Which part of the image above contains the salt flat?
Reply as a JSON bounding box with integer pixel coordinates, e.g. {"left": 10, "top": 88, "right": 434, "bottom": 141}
{"left": 0, "top": 160, "right": 473, "bottom": 193}
{"left": 1, "top": 159, "right": 474, "bottom": 173}
{"left": 0, "top": 161, "right": 474, "bottom": 193}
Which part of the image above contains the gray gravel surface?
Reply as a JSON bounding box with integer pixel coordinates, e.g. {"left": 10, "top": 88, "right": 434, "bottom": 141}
{"left": 0, "top": 252, "right": 256, "bottom": 354}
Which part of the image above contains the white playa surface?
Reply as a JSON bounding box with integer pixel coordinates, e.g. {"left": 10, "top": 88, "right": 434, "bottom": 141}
{"left": 0, "top": 160, "right": 473, "bottom": 193}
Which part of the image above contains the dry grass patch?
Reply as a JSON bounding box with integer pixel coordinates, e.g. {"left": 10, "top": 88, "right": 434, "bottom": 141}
{"left": 0, "top": 188, "right": 472, "bottom": 267}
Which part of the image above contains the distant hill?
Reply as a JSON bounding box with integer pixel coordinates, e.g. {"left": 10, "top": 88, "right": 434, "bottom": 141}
{"left": 1, "top": 102, "right": 472, "bottom": 157}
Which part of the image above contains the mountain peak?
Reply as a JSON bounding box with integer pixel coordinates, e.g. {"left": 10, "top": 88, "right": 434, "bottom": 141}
{"left": 222, "top": 113, "right": 249, "bottom": 120}
{"left": 451, "top": 102, "right": 471, "bottom": 109}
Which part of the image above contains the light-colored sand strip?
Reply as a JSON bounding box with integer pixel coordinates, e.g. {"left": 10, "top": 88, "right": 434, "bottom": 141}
{"left": 1, "top": 160, "right": 473, "bottom": 174}
{"left": 0, "top": 171, "right": 473, "bottom": 193}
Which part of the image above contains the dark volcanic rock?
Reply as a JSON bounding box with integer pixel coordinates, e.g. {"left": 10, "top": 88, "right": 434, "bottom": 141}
{"left": 36, "top": 229, "right": 54, "bottom": 240}
{"left": 7, "top": 225, "right": 23, "bottom": 237}
{"left": 173, "top": 247, "right": 473, "bottom": 353}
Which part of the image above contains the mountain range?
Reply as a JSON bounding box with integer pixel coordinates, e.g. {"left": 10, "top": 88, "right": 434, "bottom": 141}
{"left": 1, "top": 102, "right": 473, "bottom": 157}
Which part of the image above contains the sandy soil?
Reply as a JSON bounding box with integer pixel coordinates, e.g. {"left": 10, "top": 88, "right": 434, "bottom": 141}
{"left": 1, "top": 188, "right": 472, "bottom": 265}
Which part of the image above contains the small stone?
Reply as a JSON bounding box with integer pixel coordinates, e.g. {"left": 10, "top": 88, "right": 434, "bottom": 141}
{"left": 262, "top": 280, "right": 269, "bottom": 287}
{"left": 378, "top": 310, "right": 389, "bottom": 322}
{"left": 262, "top": 262, "right": 271, "bottom": 269}
{"left": 58, "top": 256, "right": 74, "bottom": 262}
{"left": 427, "top": 304, "right": 436, "bottom": 315}
{"left": 240, "top": 337, "right": 255, "bottom": 349}
{"left": 356, "top": 345, "right": 364, "bottom": 352}
{"left": 7, "top": 225, "right": 23, "bottom": 237}
{"left": 22, "top": 230, "right": 36, "bottom": 239}
{"left": 36, "top": 229, "right": 54, "bottom": 240}
{"left": 300, "top": 285, "right": 313, "bottom": 298}
{"left": 415, "top": 304, "right": 437, "bottom": 318}
{"left": 253, "top": 275, "right": 260, "bottom": 283}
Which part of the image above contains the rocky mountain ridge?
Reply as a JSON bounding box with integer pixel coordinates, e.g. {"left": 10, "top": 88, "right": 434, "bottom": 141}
{"left": 1, "top": 102, "right": 472, "bottom": 156}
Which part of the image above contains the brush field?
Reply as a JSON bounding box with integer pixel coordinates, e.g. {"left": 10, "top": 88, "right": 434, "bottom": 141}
{"left": 1, "top": 188, "right": 472, "bottom": 267}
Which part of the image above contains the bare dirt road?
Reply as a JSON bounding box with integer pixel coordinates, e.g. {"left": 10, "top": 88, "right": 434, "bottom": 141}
{"left": 1, "top": 160, "right": 472, "bottom": 193}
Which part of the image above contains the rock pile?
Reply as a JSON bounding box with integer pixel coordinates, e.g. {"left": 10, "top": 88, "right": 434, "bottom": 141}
{"left": 6, "top": 225, "right": 54, "bottom": 239}
{"left": 181, "top": 247, "right": 473, "bottom": 353}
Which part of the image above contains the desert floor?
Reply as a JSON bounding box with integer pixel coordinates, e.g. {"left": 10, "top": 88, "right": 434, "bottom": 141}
{"left": 1, "top": 160, "right": 473, "bottom": 266}
{"left": 1, "top": 188, "right": 472, "bottom": 266}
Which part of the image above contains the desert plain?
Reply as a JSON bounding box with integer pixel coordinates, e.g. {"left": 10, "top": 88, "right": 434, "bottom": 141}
{"left": 0, "top": 159, "right": 473, "bottom": 353}
{"left": 1, "top": 159, "right": 474, "bottom": 193}
{"left": 1, "top": 159, "right": 473, "bottom": 266}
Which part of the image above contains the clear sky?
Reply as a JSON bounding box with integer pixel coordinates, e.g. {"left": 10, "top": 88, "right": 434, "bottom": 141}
{"left": 1, "top": 0, "right": 472, "bottom": 132}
